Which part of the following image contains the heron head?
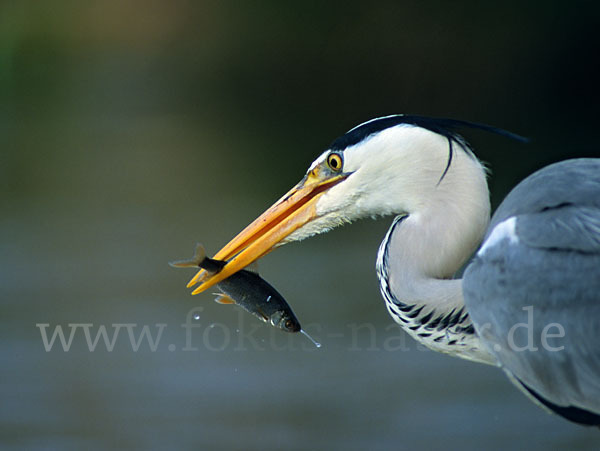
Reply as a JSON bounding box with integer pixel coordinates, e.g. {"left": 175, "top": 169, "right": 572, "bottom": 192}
{"left": 188, "top": 116, "right": 490, "bottom": 293}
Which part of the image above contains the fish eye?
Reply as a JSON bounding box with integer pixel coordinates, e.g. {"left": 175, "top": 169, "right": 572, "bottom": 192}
{"left": 326, "top": 153, "right": 343, "bottom": 172}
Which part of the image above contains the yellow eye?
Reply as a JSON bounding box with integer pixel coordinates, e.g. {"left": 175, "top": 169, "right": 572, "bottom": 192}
{"left": 327, "top": 153, "right": 343, "bottom": 172}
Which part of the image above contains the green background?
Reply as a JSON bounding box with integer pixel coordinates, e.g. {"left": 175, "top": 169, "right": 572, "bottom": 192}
{"left": 2, "top": 1, "right": 599, "bottom": 449}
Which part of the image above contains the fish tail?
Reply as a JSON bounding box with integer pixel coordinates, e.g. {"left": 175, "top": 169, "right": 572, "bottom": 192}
{"left": 169, "top": 243, "right": 207, "bottom": 269}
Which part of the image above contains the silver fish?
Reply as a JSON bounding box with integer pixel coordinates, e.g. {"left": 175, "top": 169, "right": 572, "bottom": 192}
{"left": 170, "top": 244, "right": 301, "bottom": 333}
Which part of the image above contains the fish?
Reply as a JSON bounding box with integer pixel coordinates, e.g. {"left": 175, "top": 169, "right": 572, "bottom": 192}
{"left": 170, "top": 243, "right": 302, "bottom": 333}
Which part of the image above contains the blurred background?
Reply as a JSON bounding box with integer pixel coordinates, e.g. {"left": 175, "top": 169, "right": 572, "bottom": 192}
{"left": 2, "top": 1, "right": 599, "bottom": 449}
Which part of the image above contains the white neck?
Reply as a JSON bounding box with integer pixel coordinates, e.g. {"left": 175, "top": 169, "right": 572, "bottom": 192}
{"left": 379, "top": 141, "right": 496, "bottom": 364}
{"left": 297, "top": 125, "right": 499, "bottom": 363}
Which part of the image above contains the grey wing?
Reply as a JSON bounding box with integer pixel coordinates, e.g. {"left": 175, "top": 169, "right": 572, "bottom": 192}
{"left": 463, "top": 158, "right": 600, "bottom": 422}
{"left": 486, "top": 158, "right": 600, "bottom": 231}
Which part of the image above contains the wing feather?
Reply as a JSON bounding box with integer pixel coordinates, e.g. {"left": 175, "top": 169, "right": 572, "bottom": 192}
{"left": 464, "top": 159, "right": 600, "bottom": 422}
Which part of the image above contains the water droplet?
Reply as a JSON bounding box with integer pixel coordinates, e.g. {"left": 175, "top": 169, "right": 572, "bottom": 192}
{"left": 193, "top": 313, "right": 200, "bottom": 320}
{"left": 300, "top": 329, "right": 322, "bottom": 348}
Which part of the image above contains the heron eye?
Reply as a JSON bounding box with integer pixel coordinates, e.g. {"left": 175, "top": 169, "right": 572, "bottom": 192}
{"left": 326, "top": 153, "right": 343, "bottom": 172}
{"left": 285, "top": 319, "right": 294, "bottom": 329}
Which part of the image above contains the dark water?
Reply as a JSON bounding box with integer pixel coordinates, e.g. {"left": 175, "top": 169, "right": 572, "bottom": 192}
{"left": 2, "top": 2, "right": 599, "bottom": 449}
{"left": 3, "top": 192, "right": 599, "bottom": 450}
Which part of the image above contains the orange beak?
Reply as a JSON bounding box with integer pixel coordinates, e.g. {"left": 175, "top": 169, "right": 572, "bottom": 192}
{"left": 188, "top": 169, "right": 349, "bottom": 294}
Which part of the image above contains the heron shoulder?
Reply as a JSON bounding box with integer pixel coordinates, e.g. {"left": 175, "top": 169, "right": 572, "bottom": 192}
{"left": 463, "top": 158, "right": 600, "bottom": 418}
{"left": 487, "top": 158, "right": 600, "bottom": 232}
{"left": 478, "top": 158, "right": 600, "bottom": 256}
{"left": 464, "top": 233, "right": 600, "bottom": 417}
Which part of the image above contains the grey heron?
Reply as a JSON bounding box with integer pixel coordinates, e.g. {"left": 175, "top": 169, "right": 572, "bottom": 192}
{"left": 186, "top": 115, "right": 600, "bottom": 426}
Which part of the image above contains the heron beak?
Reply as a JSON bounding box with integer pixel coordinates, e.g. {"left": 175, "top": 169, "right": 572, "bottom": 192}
{"left": 188, "top": 169, "right": 349, "bottom": 294}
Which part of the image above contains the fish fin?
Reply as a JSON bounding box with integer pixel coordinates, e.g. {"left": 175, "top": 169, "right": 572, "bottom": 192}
{"left": 244, "top": 262, "right": 260, "bottom": 274}
{"left": 214, "top": 295, "right": 236, "bottom": 305}
{"left": 255, "top": 307, "right": 269, "bottom": 322}
{"left": 169, "top": 243, "right": 207, "bottom": 269}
